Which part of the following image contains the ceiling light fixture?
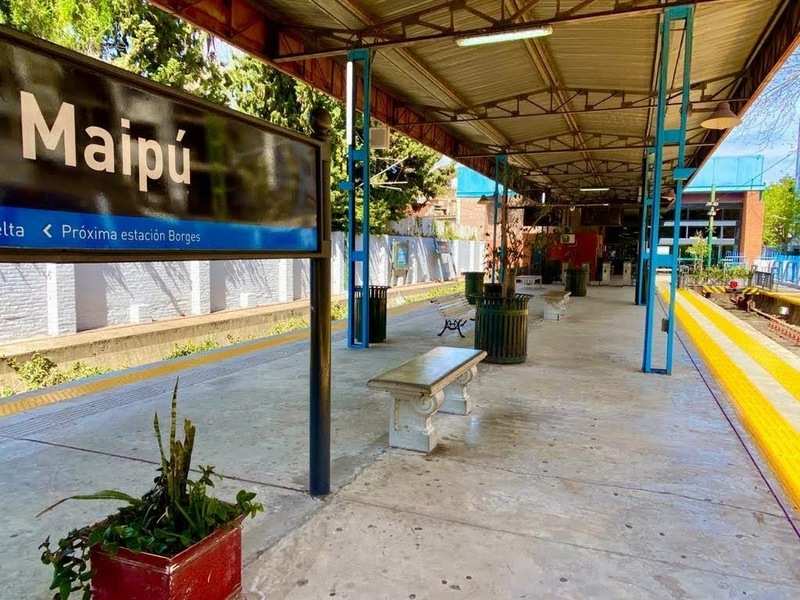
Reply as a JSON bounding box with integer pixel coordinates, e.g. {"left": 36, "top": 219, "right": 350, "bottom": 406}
{"left": 579, "top": 187, "right": 610, "bottom": 192}
{"left": 455, "top": 25, "right": 553, "bottom": 47}
{"left": 700, "top": 101, "right": 741, "bottom": 130}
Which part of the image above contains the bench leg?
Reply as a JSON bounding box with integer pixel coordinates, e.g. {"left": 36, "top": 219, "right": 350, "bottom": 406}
{"left": 456, "top": 319, "right": 467, "bottom": 338}
{"left": 441, "top": 366, "right": 478, "bottom": 415}
{"left": 389, "top": 390, "right": 445, "bottom": 452}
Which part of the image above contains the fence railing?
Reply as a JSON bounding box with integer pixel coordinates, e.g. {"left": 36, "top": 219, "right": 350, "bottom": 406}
{"left": 754, "top": 254, "right": 800, "bottom": 288}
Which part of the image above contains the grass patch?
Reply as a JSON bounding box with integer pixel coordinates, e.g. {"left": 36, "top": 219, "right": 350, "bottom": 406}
{"left": 164, "top": 338, "right": 219, "bottom": 359}
{"left": 399, "top": 282, "right": 463, "bottom": 305}
{"left": 6, "top": 352, "right": 109, "bottom": 393}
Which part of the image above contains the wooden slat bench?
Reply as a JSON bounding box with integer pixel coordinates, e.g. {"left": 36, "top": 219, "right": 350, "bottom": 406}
{"left": 368, "top": 347, "right": 487, "bottom": 452}
{"left": 430, "top": 294, "right": 475, "bottom": 337}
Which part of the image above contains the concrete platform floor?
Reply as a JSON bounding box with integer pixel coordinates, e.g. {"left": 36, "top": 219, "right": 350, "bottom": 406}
{"left": 1, "top": 286, "right": 799, "bottom": 599}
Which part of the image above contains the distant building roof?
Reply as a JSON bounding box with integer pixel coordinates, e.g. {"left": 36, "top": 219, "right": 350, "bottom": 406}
{"left": 456, "top": 164, "right": 510, "bottom": 198}
{"left": 686, "top": 155, "right": 765, "bottom": 192}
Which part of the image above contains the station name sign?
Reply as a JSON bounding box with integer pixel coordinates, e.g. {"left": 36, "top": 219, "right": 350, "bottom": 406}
{"left": 0, "top": 27, "right": 321, "bottom": 259}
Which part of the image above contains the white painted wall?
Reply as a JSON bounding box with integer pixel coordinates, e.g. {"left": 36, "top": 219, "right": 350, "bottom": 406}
{"left": 0, "top": 264, "right": 50, "bottom": 341}
{"left": 0, "top": 235, "right": 485, "bottom": 343}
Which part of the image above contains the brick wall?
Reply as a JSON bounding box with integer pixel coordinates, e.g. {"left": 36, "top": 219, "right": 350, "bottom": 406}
{"left": 740, "top": 190, "right": 764, "bottom": 264}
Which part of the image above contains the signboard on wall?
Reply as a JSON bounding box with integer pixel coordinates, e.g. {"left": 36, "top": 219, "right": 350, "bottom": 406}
{"left": 0, "top": 27, "right": 322, "bottom": 261}
{"left": 392, "top": 240, "right": 409, "bottom": 270}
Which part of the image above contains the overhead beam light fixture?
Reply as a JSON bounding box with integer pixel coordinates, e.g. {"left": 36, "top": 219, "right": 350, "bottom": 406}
{"left": 700, "top": 101, "right": 741, "bottom": 130}
{"left": 455, "top": 25, "right": 553, "bottom": 47}
{"left": 579, "top": 187, "right": 610, "bottom": 192}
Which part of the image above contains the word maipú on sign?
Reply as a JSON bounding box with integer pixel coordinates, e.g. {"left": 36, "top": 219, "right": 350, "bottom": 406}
{"left": 0, "top": 26, "right": 322, "bottom": 258}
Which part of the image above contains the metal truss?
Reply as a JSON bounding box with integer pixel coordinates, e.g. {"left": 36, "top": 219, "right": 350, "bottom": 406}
{"left": 398, "top": 74, "right": 744, "bottom": 126}
{"left": 271, "top": 0, "right": 735, "bottom": 62}
{"left": 456, "top": 128, "right": 713, "bottom": 158}
{"left": 520, "top": 158, "right": 678, "bottom": 178}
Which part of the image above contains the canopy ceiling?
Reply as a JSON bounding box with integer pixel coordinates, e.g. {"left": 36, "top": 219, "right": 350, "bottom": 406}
{"left": 152, "top": 0, "right": 799, "bottom": 207}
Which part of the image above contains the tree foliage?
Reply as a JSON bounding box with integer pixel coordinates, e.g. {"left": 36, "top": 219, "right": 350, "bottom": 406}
{"left": 0, "top": 0, "right": 452, "bottom": 233}
{"left": 763, "top": 176, "right": 799, "bottom": 249}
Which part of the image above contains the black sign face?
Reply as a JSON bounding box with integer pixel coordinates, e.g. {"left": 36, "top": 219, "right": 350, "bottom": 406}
{"left": 0, "top": 28, "right": 321, "bottom": 258}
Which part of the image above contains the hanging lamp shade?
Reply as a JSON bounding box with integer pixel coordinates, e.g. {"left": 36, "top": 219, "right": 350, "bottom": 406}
{"left": 700, "top": 101, "right": 741, "bottom": 130}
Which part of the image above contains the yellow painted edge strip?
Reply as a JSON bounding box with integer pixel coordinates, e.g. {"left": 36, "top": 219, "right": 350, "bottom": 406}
{"left": 681, "top": 290, "right": 800, "bottom": 402}
{"left": 669, "top": 290, "right": 800, "bottom": 510}
{"left": 0, "top": 297, "right": 435, "bottom": 418}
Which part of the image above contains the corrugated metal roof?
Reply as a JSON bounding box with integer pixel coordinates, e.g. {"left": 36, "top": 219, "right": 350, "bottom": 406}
{"left": 222, "top": 0, "right": 793, "bottom": 203}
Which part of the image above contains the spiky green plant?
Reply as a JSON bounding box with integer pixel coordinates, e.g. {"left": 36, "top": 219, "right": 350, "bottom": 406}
{"left": 39, "top": 380, "right": 263, "bottom": 599}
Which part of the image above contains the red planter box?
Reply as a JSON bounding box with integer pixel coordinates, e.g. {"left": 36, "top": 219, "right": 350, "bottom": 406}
{"left": 90, "top": 519, "right": 243, "bottom": 600}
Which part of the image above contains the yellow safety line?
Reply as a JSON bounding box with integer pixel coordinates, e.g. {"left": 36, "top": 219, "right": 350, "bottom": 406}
{"left": 0, "top": 298, "right": 433, "bottom": 418}
{"left": 672, "top": 292, "right": 800, "bottom": 509}
{"left": 681, "top": 290, "right": 800, "bottom": 402}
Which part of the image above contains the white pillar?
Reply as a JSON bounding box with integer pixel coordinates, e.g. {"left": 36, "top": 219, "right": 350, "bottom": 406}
{"left": 278, "top": 259, "right": 290, "bottom": 302}
{"left": 46, "top": 263, "right": 77, "bottom": 336}
{"left": 189, "top": 261, "right": 211, "bottom": 315}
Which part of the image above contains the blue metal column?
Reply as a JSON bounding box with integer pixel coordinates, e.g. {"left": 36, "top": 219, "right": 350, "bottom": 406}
{"left": 343, "top": 49, "right": 371, "bottom": 349}
{"left": 636, "top": 153, "right": 652, "bottom": 306}
{"left": 642, "top": 6, "right": 695, "bottom": 374}
{"left": 665, "top": 8, "right": 695, "bottom": 374}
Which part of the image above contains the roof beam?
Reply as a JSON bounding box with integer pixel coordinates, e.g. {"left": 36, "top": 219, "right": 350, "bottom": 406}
{"left": 396, "top": 74, "right": 744, "bottom": 126}
{"left": 271, "top": 0, "right": 737, "bottom": 63}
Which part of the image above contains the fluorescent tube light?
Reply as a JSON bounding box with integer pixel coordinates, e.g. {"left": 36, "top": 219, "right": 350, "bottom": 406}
{"left": 455, "top": 25, "right": 553, "bottom": 47}
{"left": 579, "top": 187, "right": 610, "bottom": 192}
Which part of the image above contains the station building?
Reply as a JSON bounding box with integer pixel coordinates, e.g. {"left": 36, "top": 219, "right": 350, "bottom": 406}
{"left": 659, "top": 155, "right": 766, "bottom": 264}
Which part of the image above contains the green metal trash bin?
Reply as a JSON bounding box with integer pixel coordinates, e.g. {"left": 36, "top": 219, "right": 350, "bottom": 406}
{"left": 354, "top": 285, "right": 388, "bottom": 343}
{"left": 464, "top": 271, "right": 485, "bottom": 304}
{"left": 474, "top": 294, "right": 530, "bottom": 364}
{"left": 566, "top": 267, "right": 588, "bottom": 297}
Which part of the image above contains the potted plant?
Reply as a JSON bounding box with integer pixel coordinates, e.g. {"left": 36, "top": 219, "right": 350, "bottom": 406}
{"left": 38, "top": 381, "right": 263, "bottom": 600}
{"left": 476, "top": 223, "right": 531, "bottom": 364}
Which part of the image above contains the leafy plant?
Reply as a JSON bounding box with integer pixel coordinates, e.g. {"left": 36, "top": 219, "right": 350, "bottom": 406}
{"left": 485, "top": 225, "right": 527, "bottom": 298}
{"left": 330, "top": 302, "right": 347, "bottom": 321}
{"left": 164, "top": 338, "right": 219, "bottom": 359}
{"left": 6, "top": 353, "right": 108, "bottom": 392}
{"left": 39, "top": 381, "right": 263, "bottom": 599}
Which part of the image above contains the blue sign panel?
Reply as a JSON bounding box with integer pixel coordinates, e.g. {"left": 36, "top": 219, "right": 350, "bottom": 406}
{"left": 0, "top": 28, "right": 321, "bottom": 258}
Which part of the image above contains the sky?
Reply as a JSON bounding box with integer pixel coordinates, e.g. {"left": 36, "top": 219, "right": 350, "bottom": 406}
{"left": 713, "top": 47, "right": 799, "bottom": 185}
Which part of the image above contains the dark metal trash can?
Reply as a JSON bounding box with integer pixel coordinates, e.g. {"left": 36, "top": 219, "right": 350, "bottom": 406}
{"left": 474, "top": 294, "right": 530, "bottom": 364}
{"left": 464, "top": 271, "right": 485, "bottom": 304}
{"left": 354, "top": 285, "right": 388, "bottom": 343}
{"left": 566, "top": 267, "right": 588, "bottom": 297}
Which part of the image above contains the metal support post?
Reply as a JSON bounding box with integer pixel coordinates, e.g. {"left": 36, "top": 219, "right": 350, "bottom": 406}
{"left": 642, "top": 6, "right": 695, "bottom": 374}
{"left": 343, "top": 49, "right": 371, "bottom": 348}
{"left": 665, "top": 9, "right": 694, "bottom": 375}
{"left": 636, "top": 153, "right": 652, "bottom": 306}
{"left": 310, "top": 109, "right": 333, "bottom": 495}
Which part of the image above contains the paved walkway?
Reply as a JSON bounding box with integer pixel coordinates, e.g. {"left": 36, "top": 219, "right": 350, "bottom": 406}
{"left": 1, "top": 287, "right": 799, "bottom": 599}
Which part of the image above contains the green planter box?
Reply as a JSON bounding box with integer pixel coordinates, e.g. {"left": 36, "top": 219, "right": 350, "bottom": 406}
{"left": 474, "top": 295, "right": 530, "bottom": 364}
{"left": 464, "top": 271, "right": 485, "bottom": 305}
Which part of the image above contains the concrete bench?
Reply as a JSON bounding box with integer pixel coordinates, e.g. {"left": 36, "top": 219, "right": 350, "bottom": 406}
{"left": 430, "top": 294, "right": 475, "bottom": 337}
{"left": 368, "top": 346, "right": 487, "bottom": 452}
{"left": 542, "top": 290, "right": 571, "bottom": 321}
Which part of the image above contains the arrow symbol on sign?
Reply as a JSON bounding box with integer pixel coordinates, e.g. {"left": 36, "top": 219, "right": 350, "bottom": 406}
{"left": 42, "top": 224, "right": 52, "bottom": 238}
